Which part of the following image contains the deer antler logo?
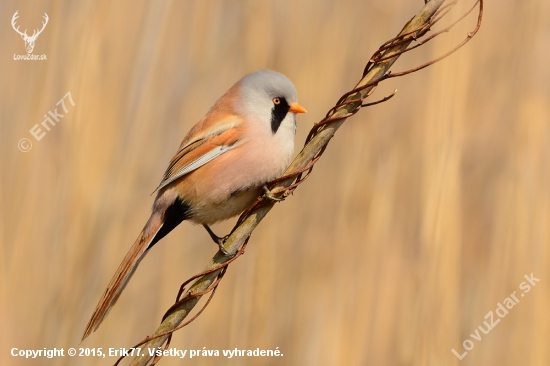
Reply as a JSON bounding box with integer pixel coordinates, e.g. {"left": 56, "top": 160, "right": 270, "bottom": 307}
{"left": 12, "top": 11, "right": 49, "bottom": 54}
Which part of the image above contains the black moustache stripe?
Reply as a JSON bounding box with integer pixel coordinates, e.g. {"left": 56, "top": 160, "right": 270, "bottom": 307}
{"left": 271, "top": 97, "right": 290, "bottom": 134}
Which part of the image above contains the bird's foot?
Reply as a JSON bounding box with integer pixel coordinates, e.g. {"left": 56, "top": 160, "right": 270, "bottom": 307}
{"left": 217, "top": 241, "right": 231, "bottom": 256}
{"left": 203, "top": 224, "right": 231, "bottom": 256}
{"left": 263, "top": 185, "right": 283, "bottom": 202}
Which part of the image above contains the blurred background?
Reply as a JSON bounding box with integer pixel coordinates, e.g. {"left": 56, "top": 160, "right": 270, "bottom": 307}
{"left": 1, "top": 0, "right": 549, "bottom": 365}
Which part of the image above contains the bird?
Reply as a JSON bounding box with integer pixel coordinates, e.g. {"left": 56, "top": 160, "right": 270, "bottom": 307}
{"left": 82, "top": 70, "right": 306, "bottom": 340}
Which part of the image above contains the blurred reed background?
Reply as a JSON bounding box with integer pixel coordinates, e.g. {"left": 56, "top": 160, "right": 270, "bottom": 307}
{"left": 1, "top": 0, "right": 549, "bottom": 365}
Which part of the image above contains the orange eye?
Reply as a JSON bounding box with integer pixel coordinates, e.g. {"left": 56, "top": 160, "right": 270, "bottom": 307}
{"left": 273, "top": 97, "right": 281, "bottom": 105}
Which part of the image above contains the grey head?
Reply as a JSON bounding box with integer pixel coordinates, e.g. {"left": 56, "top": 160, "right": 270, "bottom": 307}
{"left": 236, "top": 70, "right": 304, "bottom": 134}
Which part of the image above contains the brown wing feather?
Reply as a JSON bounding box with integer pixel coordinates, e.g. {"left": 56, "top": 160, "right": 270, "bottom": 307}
{"left": 154, "top": 114, "right": 245, "bottom": 192}
{"left": 161, "top": 139, "right": 205, "bottom": 182}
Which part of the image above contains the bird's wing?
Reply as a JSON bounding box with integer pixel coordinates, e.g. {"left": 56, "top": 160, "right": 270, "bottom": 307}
{"left": 154, "top": 114, "right": 244, "bottom": 192}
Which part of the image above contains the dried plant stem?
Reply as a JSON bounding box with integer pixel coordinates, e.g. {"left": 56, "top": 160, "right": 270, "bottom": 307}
{"left": 123, "top": 0, "right": 481, "bottom": 364}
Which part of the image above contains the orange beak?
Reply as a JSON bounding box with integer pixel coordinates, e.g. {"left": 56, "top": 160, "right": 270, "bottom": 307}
{"left": 289, "top": 102, "right": 307, "bottom": 114}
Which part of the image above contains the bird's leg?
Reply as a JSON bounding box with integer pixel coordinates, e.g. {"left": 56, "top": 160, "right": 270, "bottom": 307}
{"left": 263, "top": 185, "right": 283, "bottom": 202}
{"left": 202, "top": 224, "right": 231, "bottom": 255}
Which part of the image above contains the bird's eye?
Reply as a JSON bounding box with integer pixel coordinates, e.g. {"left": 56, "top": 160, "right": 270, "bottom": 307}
{"left": 273, "top": 97, "right": 281, "bottom": 105}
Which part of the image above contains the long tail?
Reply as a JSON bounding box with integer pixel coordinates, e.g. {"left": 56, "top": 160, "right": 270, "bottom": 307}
{"left": 81, "top": 213, "right": 164, "bottom": 341}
